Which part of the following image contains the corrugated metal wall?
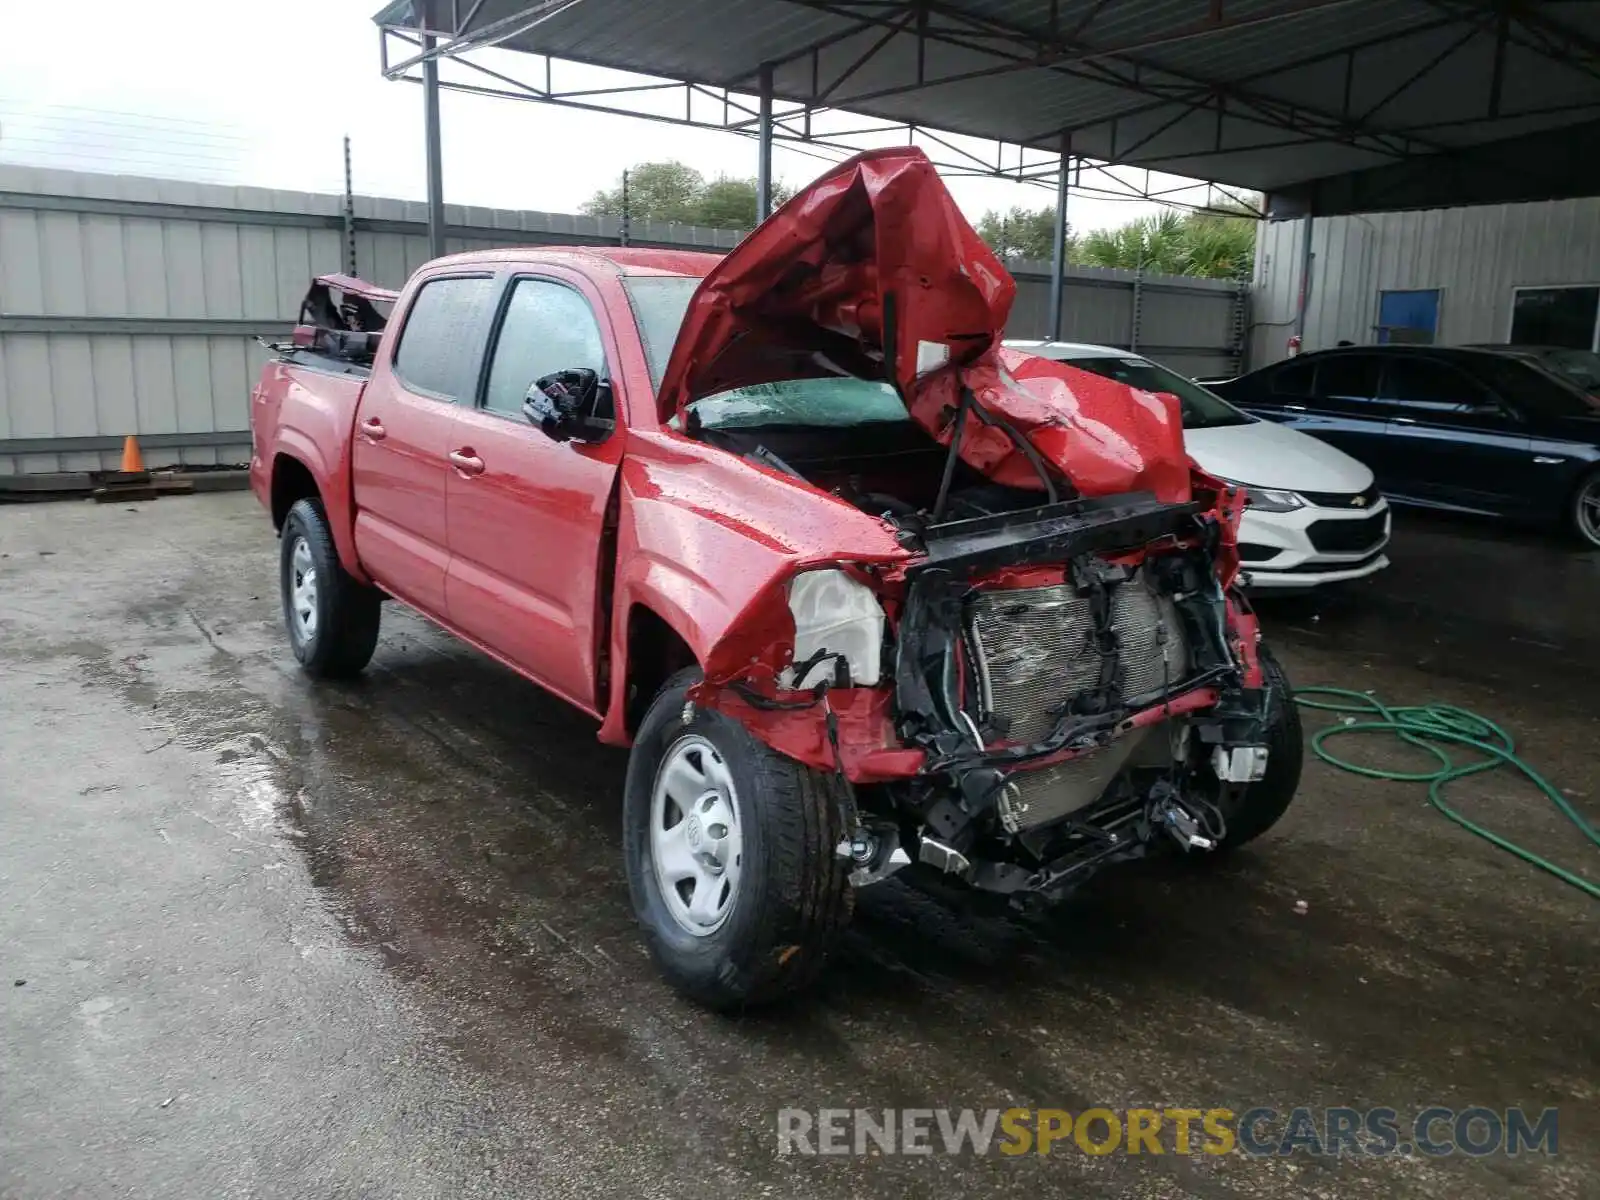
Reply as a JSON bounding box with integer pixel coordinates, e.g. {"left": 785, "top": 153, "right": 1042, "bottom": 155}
{"left": 1, "top": 164, "right": 1246, "bottom": 477}
{"left": 1250, "top": 196, "right": 1600, "bottom": 368}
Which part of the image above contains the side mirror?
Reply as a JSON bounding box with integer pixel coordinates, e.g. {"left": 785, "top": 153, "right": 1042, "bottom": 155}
{"left": 523, "top": 369, "right": 612, "bottom": 443}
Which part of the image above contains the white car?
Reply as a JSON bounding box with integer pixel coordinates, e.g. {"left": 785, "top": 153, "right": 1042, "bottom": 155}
{"left": 1007, "top": 340, "right": 1390, "bottom": 589}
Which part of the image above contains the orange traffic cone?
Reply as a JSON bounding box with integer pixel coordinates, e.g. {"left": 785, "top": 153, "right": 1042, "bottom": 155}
{"left": 120, "top": 434, "right": 145, "bottom": 473}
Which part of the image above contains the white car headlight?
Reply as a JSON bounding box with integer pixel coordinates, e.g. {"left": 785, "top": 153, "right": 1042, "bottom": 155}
{"left": 1220, "top": 478, "right": 1305, "bottom": 513}
{"left": 1246, "top": 487, "right": 1307, "bottom": 513}
{"left": 780, "top": 568, "right": 885, "bottom": 690}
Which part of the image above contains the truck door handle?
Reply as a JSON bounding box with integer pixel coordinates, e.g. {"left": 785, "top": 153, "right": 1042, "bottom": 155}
{"left": 361, "top": 417, "right": 387, "bottom": 441}
{"left": 449, "top": 449, "right": 485, "bottom": 476}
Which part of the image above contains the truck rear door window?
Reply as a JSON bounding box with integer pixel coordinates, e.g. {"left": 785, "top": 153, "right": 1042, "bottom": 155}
{"left": 392, "top": 275, "right": 496, "bottom": 402}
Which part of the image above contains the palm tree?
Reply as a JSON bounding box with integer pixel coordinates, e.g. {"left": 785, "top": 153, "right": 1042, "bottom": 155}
{"left": 977, "top": 198, "right": 1260, "bottom": 280}
{"left": 1078, "top": 209, "right": 1254, "bottom": 280}
{"left": 1079, "top": 211, "right": 1188, "bottom": 274}
{"left": 1179, "top": 216, "right": 1255, "bottom": 280}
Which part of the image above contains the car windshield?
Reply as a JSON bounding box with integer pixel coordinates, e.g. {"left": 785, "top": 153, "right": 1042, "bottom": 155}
{"left": 687, "top": 378, "right": 909, "bottom": 430}
{"left": 1046, "top": 353, "right": 1253, "bottom": 429}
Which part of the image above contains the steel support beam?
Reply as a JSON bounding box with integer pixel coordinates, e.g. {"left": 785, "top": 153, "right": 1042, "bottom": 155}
{"left": 757, "top": 63, "right": 776, "bottom": 221}
{"left": 1295, "top": 212, "right": 1314, "bottom": 340}
{"left": 1048, "top": 135, "right": 1071, "bottom": 341}
{"left": 422, "top": 33, "right": 447, "bottom": 259}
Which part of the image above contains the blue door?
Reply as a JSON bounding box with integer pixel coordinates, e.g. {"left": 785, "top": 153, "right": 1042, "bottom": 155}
{"left": 1376, "top": 289, "right": 1440, "bottom": 344}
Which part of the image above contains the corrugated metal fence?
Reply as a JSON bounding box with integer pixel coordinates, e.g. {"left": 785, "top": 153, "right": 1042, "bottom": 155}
{"left": 0, "top": 164, "right": 1246, "bottom": 478}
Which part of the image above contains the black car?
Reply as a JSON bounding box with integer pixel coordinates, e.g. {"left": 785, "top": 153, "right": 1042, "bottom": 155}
{"left": 1210, "top": 345, "right": 1600, "bottom": 548}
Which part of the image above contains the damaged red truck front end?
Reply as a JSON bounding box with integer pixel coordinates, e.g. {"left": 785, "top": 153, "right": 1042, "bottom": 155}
{"left": 643, "top": 147, "right": 1296, "bottom": 926}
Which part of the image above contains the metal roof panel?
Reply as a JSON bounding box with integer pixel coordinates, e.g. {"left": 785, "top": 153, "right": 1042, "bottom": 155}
{"left": 378, "top": 0, "right": 1600, "bottom": 214}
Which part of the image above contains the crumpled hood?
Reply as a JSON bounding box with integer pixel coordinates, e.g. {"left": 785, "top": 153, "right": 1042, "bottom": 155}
{"left": 654, "top": 147, "right": 1191, "bottom": 504}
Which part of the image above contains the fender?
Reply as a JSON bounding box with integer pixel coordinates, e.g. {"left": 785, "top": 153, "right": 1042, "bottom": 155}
{"left": 271, "top": 425, "right": 368, "bottom": 585}
{"left": 596, "top": 434, "right": 907, "bottom": 745}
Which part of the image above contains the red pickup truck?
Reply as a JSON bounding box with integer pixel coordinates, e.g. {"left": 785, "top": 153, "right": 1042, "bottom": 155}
{"left": 251, "top": 148, "right": 1302, "bottom": 1009}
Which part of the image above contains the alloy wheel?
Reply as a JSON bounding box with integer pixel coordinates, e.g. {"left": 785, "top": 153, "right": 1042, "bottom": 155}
{"left": 1580, "top": 479, "right": 1600, "bottom": 548}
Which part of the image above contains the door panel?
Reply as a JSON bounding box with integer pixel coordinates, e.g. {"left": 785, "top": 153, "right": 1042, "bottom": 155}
{"left": 445, "top": 276, "right": 624, "bottom": 711}
{"left": 351, "top": 274, "right": 496, "bottom": 613}
{"left": 1375, "top": 357, "right": 1533, "bottom": 511}
{"left": 1275, "top": 353, "right": 1398, "bottom": 483}
{"left": 1381, "top": 412, "right": 1536, "bottom": 512}
{"left": 350, "top": 394, "right": 461, "bottom": 611}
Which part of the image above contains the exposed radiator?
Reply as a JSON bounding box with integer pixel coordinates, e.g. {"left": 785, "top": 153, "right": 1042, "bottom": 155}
{"left": 969, "top": 569, "right": 1189, "bottom": 745}
{"left": 970, "top": 570, "right": 1190, "bottom": 833}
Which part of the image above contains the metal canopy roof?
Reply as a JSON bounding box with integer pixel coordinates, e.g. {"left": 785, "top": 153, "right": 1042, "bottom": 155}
{"left": 377, "top": 0, "right": 1600, "bottom": 218}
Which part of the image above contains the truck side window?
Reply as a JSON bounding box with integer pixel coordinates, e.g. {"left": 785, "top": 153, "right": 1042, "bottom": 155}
{"left": 483, "top": 279, "right": 610, "bottom": 419}
{"left": 391, "top": 275, "right": 496, "bottom": 402}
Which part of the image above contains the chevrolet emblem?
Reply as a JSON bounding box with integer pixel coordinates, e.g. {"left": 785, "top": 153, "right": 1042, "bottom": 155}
{"left": 1352, "top": 495, "right": 1368, "bottom": 507}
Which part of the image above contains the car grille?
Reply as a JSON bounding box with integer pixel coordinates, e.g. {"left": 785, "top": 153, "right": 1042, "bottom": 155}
{"left": 1306, "top": 511, "right": 1389, "bottom": 554}
{"left": 969, "top": 569, "right": 1189, "bottom": 746}
{"left": 1299, "top": 483, "right": 1381, "bottom": 509}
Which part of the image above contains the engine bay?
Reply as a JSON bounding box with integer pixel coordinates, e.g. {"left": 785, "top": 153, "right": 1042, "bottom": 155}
{"left": 695, "top": 419, "right": 1053, "bottom": 531}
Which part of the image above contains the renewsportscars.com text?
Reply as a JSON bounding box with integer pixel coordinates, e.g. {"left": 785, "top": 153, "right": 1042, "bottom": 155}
{"left": 776, "top": 1106, "right": 1559, "bottom": 1158}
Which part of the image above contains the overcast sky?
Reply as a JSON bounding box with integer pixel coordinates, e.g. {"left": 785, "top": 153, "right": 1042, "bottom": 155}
{"left": 0, "top": 0, "right": 1218, "bottom": 233}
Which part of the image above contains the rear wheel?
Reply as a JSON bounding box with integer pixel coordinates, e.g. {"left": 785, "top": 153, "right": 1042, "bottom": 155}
{"left": 1571, "top": 470, "right": 1600, "bottom": 550}
{"left": 280, "top": 498, "right": 381, "bottom": 679}
{"left": 623, "top": 669, "right": 853, "bottom": 1009}
{"left": 1215, "top": 644, "right": 1304, "bottom": 849}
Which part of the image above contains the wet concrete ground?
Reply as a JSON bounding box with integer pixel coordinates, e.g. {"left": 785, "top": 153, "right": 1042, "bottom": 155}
{"left": 2, "top": 493, "right": 1596, "bottom": 1199}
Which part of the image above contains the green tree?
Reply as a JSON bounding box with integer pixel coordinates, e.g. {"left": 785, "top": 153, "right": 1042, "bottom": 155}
{"left": 696, "top": 175, "right": 795, "bottom": 229}
{"left": 1178, "top": 214, "right": 1256, "bottom": 280}
{"left": 1079, "top": 211, "right": 1188, "bottom": 274}
{"left": 581, "top": 161, "right": 705, "bottom": 224}
{"left": 581, "top": 162, "right": 792, "bottom": 230}
{"left": 1077, "top": 207, "right": 1257, "bottom": 280}
{"left": 976, "top": 205, "right": 1068, "bottom": 261}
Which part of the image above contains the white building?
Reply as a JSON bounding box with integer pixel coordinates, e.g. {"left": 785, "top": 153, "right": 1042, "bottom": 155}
{"left": 1248, "top": 197, "right": 1600, "bottom": 369}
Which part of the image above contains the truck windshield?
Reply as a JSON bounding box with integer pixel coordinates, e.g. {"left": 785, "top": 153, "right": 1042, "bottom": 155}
{"left": 688, "top": 379, "right": 908, "bottom": 430}
{"left": 621, "top": 275, "right": 702, "bottom": 390}
{"left": 1050, "top": 353, "right": 1253, "bottom": 430}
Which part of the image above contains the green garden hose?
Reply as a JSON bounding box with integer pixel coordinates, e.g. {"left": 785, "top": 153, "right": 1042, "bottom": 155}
{"left": 1294, "top": 687, "right": 1600, "bottom": 901}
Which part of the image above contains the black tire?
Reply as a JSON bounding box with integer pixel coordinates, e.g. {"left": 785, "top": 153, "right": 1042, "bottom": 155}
{"left": 1216, "top": 644, "right": 1304, "bottom": 849}
{"left": 280, "top": 497, "right": 381, "bottom": 679}
{"left": 623, "top": 668, "right": 853, "bottom": 1010}
{"left": 1569, "top": 469, "right": 1600, "bottom": 550}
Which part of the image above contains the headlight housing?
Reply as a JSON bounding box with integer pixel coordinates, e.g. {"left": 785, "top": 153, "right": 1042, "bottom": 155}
{"left": 779, "top": 568, "right": 885, "bottom": 690}
{"left": 1221, "top": 479, "right": 1306, "bottom": 513}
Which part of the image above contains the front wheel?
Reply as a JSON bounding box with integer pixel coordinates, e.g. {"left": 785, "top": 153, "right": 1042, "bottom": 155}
{"left": 1570, "top": 470, "right": 1600, "bottom": 550}
{"left": 280, "top": 497, "right": 381, "bottom": 679}
{"left": 1215, "top": 644, "right": 1304, "bottom": 849}
{"left": 622, "top": 669, "right": 853, "bottom": 1009}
